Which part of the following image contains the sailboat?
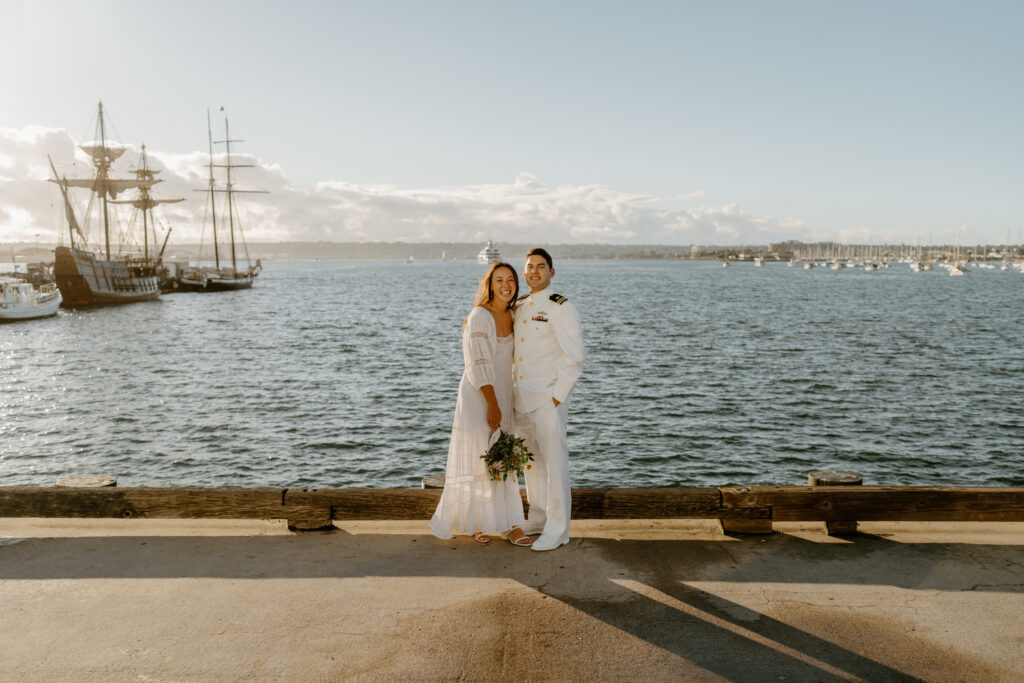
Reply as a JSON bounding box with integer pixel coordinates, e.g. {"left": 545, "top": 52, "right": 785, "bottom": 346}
{"left": 180, "top": 110, "right": 264, "bottom": 291}
{"left": 47, "top": 102, "right": 164, "bottom": 306}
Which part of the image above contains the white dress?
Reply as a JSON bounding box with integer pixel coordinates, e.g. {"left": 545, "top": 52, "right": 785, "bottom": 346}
{"left": 430, "top": 307, "right": 525, "bottom": 539}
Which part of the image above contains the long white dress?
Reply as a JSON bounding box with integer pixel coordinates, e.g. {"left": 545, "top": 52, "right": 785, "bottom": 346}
{"left": 430, "top": 306, "right": 525, "bottom": 539}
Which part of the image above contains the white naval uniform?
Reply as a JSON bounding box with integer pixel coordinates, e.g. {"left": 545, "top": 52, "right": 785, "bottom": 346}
{"left": 513, "top": 286, "right": 584, "bottom": 545}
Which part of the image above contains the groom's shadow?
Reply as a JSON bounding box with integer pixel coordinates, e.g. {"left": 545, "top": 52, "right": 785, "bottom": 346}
{"left": 2, "top": 525, "right": 1018, "bottom": 681}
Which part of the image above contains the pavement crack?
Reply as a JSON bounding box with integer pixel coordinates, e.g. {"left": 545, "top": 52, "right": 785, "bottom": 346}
{"left": 716, "top": 541, "right": 741, "bottom": 566}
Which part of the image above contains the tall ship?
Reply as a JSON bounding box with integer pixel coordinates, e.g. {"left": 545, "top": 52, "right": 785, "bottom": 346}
{"left": 477, "top": 240, "right": 501, "bottom": 264}
{"left": 179, "top": 111, "right": 263, "bottom": 291}
{"left": 47, "top": 102, "right": 168, "bottom": 306}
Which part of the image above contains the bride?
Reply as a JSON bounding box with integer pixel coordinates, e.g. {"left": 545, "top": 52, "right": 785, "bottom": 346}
{"left": 429, "top": 262, "right": 532, "bottom": 546}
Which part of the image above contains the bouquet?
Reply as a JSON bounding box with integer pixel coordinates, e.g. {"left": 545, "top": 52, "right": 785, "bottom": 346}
{"left": 481, "top": 430, "right": 535, "bottom": 481}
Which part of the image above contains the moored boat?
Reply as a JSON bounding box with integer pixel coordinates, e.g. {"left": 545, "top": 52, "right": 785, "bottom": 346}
{"left": 0, "top": 277, "right": 62, "bottom": 321}
{"left": 178, "top": 110, "right": 264, "bottom": 292}
{"left": 47, "top": 102, "right": 164, "bottom": 306}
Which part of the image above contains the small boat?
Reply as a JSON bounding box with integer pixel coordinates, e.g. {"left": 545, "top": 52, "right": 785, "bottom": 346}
{"left": 0, "top": 277, "right": 62, "bottom": 321}
{"left": 753, "top": 256, "right": 764, "bottom": 267}
{"left": 477, "top": 240, "right": 501, "bottom": 265}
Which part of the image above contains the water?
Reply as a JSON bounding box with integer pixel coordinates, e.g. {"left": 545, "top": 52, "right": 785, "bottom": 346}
{"left": 2, "top": 260, "right": 1022, "bottom": 488}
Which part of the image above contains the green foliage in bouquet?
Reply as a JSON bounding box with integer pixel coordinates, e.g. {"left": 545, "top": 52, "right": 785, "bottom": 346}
{"left": 481, "top": 430, "right": 535, "bottom": 481}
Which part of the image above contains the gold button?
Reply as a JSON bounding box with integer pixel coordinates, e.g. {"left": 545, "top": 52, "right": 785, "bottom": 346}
{"left": 519, "top": 356, "right": 523, "bottom": 361}
{"left": 519, "top": 376, "right": 523, "bottom": 380}
{"left": 535, "top": 327, "right": 539, "bottom": 330}
{"left": 520, "top": 338, "right": 525, "bottom": 342}
{"left": 529, "top": 301, "right": 534, "bottom": 306}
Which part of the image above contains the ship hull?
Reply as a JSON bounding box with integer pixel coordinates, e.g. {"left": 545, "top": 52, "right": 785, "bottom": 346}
{"left": 205, "top": 274, "right": 254, "bottom": 291}
{"left": 54, "top": 246, "right": 161, "bottom": 306}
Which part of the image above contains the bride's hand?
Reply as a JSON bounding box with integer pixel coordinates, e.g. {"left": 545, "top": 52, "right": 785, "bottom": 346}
{"left": 481, "top": 385, "right": 501, "bottom": 431}
{"left": 487, "top": 402, "right": 501, "bottom": 431}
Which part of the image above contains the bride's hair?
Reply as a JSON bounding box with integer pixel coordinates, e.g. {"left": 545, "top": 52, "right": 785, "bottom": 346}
{"left": 473, "top": 262, "right": 519, "bottom": 311}
{"left": 462, "top": 262, "right": 519, "bottom": 330}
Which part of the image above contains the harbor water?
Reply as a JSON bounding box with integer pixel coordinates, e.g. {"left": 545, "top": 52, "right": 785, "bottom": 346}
{"left": 2, "top": 259, "right": 1022, "bottom": 488}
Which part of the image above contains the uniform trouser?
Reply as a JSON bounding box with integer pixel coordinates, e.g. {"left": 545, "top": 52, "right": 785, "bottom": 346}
{"left": 516, "top": 401, "right": 571, "bottom": 543}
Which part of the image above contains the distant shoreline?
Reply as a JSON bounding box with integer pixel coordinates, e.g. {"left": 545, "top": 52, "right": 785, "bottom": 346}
{"left": 3, "top": 240, "right": 1021, "bottom": 264}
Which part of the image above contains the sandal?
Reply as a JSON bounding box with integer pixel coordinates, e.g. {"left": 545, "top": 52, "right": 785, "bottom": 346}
{"left": 504, "top": 527, "right": 533, "bottom": 547}
{"left": 472, "top": 532, "right": 492, "bottom": 545}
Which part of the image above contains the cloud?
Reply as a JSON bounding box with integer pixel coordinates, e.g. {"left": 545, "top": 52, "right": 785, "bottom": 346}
{"left": 0, "top": 125, "right": 806, "bottom": 246}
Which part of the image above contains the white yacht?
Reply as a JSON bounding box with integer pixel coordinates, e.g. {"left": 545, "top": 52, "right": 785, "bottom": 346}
{"left": 0, "top": 277, "right": 62, "bottom": 321}
{"left": 477, "top": 240, "right": 502, "bottom": 264}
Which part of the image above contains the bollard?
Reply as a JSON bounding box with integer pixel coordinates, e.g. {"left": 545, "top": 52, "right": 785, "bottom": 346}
{"left": 421, "top": 473, "right": 446, "bottom": 489}
{"left": 56, "top": 475, "right": 117, "bottom": 487}
{"left": 809, "top": 469, "right": 862, "bottom": 535}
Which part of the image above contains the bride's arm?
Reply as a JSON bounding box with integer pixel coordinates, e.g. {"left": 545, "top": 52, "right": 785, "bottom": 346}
{"left": 464, "top": 307, "right": 501, "bottom": 430}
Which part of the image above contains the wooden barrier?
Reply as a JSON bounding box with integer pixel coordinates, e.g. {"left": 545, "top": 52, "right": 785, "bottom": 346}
{"left": 1, "top": 486, "right": 1022, "bottom": 532}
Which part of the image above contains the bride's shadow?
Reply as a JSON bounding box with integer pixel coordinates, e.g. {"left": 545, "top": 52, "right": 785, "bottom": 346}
{"left": 3, "top": 525, "right": 1020, "bottom": 681}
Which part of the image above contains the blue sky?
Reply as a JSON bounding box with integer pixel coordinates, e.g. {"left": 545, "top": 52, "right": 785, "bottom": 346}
{"left": 1, "top": 0, "right": 1022, "bottom": 245}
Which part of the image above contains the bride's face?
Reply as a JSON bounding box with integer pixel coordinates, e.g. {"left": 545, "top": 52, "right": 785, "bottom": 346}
{"left": 490, "top": 266, "right": 517, "bottom": 306}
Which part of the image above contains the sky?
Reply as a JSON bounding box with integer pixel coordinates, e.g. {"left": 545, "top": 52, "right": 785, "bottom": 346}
{"left": 1, "top": 0, "right": 1022, "bottom": 246}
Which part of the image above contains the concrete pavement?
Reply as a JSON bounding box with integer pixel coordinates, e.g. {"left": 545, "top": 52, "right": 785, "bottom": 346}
{"left": 1, "top": 518, "right": 1022, "bottom": 681}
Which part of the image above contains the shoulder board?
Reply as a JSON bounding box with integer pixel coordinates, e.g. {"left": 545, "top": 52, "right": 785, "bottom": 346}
{"left": 549, "top": 293, "right": 567, "bottom": 305}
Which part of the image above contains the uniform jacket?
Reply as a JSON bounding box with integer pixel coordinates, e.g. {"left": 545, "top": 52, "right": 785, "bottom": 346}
{"left": 513, "top": 285, "right": 584, "bottom": 413}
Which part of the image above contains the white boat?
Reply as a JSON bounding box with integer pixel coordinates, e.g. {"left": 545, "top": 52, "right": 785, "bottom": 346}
{"left": 0, "top": 278, "right": 62, "bottom": 321}
{"left": 753, "top": 256, "right": 764, "bottom": 267}
{"left": 477, "top": 240, "right": 501, "bottom": 264}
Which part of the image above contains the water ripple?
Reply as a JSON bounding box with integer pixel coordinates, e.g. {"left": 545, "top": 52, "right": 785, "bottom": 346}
{"left": 1, "top": 259, "right": 1022, "bottom": 488}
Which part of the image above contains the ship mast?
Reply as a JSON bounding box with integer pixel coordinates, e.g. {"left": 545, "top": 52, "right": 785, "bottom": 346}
{"left": 49, "top": 101, "right": 157, "bottom": 259}
{"left": 98, "top": 102, "right": 111, "bottom": 260}
{"left": 224, "top": 117, "right": 238, "bottom": 272}
{"left": 206, "top": 110, "right": 220, "bottom": 270}
{"left": 108, "top": 145, "right": 184, "bottom": 259}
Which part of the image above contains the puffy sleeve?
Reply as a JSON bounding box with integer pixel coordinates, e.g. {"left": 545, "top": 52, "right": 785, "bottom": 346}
{"left": 551, "top": 300, "right": 584, "bottom": 403}
{"left": 463, "top": 307, "right": 496, "bottom": 388}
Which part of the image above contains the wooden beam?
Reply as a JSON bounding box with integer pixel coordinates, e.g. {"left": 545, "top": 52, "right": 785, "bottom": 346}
{"left": 720, "top": 486, "right": 1024, "bottom": 522}
{"left": 0, "top": 487, "right": 287, "bottom": 519}
{"left": 2, "top": 486, "right": 1023, "bottom": 525}
{"left": 284, "top": 487, "right": 770, "bottom": 520}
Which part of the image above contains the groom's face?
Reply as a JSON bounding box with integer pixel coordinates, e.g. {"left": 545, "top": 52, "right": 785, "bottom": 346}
{"left": 524, "top": 255, "right": 553, "bottom": 293}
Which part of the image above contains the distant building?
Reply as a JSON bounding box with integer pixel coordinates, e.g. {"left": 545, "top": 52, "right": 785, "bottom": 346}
{"left": 690, "top": 245, "right": 702, "bottom": 257}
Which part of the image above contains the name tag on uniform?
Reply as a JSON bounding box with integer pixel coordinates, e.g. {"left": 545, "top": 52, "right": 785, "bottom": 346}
{"left": 531, "top": 314, "right": 548, "bottom": 322}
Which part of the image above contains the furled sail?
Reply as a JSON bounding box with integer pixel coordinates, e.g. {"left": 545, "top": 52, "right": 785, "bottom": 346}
{"left": 108, "top": 196, "right": 185, "bottom": 209}
{"left": 50, "top": 177, "right": 159, "bottom": 198}
{"left": 79, "top": 144, "right": 127, "bottom": 162}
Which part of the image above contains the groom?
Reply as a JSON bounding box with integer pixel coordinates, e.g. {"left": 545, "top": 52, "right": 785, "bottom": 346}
{"left": 513, "top": 247, "right": 584, "bottom": 551}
